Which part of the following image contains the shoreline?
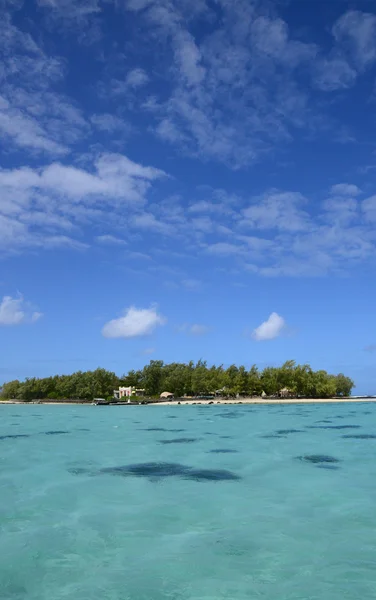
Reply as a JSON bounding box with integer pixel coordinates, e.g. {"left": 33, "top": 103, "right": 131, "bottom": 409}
{"left": 149, "top": 397, "right": 376, "bottom": 406}
{"left": 1, "top": 397, "right": 375, "bottom": 406}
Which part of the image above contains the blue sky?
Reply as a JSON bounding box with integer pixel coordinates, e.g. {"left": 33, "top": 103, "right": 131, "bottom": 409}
{"left": 1, "top": 0, "right": 376, "bottom": 393}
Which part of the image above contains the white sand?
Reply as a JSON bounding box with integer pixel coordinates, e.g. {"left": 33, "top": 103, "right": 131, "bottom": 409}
{"left": 149, "top": 397, "right": 376, "bottom": 406}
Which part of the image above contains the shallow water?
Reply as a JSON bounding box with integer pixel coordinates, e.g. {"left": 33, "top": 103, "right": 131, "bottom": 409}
{"left": 1, "top": 402, "right": 376, "bottom": 599}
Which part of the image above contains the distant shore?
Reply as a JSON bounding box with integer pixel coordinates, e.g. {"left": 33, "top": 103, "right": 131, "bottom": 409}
{"left": 1, "top": 397, "right": 375, "bottom": 406}
{"left": 149, "top": 397, "right": 376, "bottom": 406}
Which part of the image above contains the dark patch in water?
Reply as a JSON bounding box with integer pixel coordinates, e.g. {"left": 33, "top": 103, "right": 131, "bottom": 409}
{"left": 220, "top": 435, "right": 232, "bottom": 439}
{"left": 142, "top": 427, "right": 186, "bottom": 433}
{"left": 142, "top": 427, "right": 167, "bottom": 432}
{"left": 260, "top": 434, "right": 287, "bottom": 439}
{"left": 216, "top": 412, "right": 240, "bottom": 419}
{"left": 77, "top": 428, "right": 90, "bottom": 432}
{"left": 315, "top": 419, "right": 332, "bottom": 424}
{"left": 43, "top": 430, "right": 69, "bottom": 435}
{"left": 159, "top": 437, "right": 199, "bottom": 444}
{"left": 10, "top": 414, "right": 22, "bottom": 417}
{"left": 308, "top": 425, "right": 360, "bottom": 430}
{"left": 167, "top": 415, "right": 177, "bottom": 419}
{"left": 209, "top": 449, "right": 238, "bottom": 454}
{"left": 97, "top": 462, "right": 241, "bottom": 482}
{"left": 0, "top": 434, "right": 30, "bottom": 440}
{"left": 276, "top": 429, "right": 304, "bottom": 434}
{"left": 342, "top": 434, "right": 376, "bottom": 439}
{"left": 297, "top": 454, "right": 341, "bottom": 464}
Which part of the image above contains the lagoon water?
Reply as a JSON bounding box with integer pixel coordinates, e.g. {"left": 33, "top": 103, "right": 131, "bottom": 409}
{"left": 1, "top": 402, "right": 376, "bottom": 600}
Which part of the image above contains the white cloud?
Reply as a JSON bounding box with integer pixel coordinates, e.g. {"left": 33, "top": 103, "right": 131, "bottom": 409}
{"left": 125, "top": 68, "right": 149, "bottom": 88}
{"left": 0, "top": 295, "right": 43, "bottom": 325}
{"left": 0, "top": 153, "right": 166, "bottom": 255}
{"left": 95, "top": 235, "right": 127, "bottom": 245}
{"left": 132, "top": 212, "right": 175, "bottom": 235}
{"left": 362, "top": 195, "right": 376, "bottom": 222}
{"left": 252, "top": 312, "right": 285, "bottom": 341}
{"left": 126, "top": 0, "right": 320, "bottom": 167}
{"left": 322, "top": 197, "right": 358, "bottom": 225}
{"left": 90, "top": 113, "right": 132, "bottom": 134}
{"left": 330, "top": 183, "right": 361, "bottom": 196}
{"left": 0, "top": 95, "right": 68, "bottom": 154}
{"left": 206, "top": 242, "right": 243, "bottom": 256}
{"left": 102, "top": 305, "right": 166, "bottom": 338}
{"left": 242, "top": 191, "right": 310, "bottom": 232}
{"left": 333, "top": 10, "right": 376, "bottom": 70}
{"left": 251, "top": 16, "right": 316, "bottom": 67}
{"left": 313, "top": 57, "right": 357, "bottom": 91}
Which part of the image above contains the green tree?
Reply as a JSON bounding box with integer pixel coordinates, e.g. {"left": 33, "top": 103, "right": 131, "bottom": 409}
{"left": 335, "top": 373, "right": 354, "bottom": 397}
{"left": 142, "top": 360, "right": 164, "bottom": 396}
{"left": 234, "top": 366, "right": 249, "bottom": 395}
{"left": 248, "top": 365, "right": 262, "bottom": 395}
{"left": 0, "top": 360, "right": 354, "bottom": 402}
{"left": 260, "top": 367, "right": 279, "bottom": 395}
{"left": 191, "top": 360, "right": 210, "bottom": 395}
{"left": 1, "top": 380, "right": 22, "bottom": 399}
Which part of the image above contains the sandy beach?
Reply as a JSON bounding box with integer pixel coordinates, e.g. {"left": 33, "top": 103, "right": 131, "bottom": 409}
{"left": 1, "top": 397, "right": 375, "bottom": 406}
{"left": 149, "top": 397, "right": 376, "bottom": 406}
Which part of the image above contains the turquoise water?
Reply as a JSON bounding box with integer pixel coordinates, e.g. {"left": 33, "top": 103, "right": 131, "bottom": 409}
{"left": 1, "top": 403, "right": 376, "bottom": 600}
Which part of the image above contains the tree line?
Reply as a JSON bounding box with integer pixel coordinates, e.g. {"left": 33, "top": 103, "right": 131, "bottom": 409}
{"left": 1, "top": 360, "right": 354, "bottom": 401}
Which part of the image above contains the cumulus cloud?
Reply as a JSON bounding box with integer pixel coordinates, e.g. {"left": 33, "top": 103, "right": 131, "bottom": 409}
{"left": 0, "top": 295, "right": 43, "bottom": 325}
{"left": 330, "top": 183, "right": 361, "bottom": 196}
{"left": 102, "top": 305, "right": 166, "bottom": 338}
{"left": 0, "top": 153, "right": 166, "bottom": 255}
{"left": 252, "top": 312, "right": 285, "bottom": 341}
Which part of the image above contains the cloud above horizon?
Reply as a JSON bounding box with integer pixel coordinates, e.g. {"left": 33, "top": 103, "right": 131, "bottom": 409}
{"left": 252, "top": 312, "right": 285, "bottom": 341}
{"left": 0, "top": 1, "right": 376, "bottom": 278}
{"left": 102, "top": 305, "right": 166, "bottom": 339}
{"left": 0, "top": 295, "right": 43, "bottom": 326}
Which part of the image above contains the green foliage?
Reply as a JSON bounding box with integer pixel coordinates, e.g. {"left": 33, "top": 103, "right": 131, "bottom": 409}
{"left": 1, "top": 369, "right": 119, "bottom": 401}
{"left": 0, "top": 361, "right": 355, "bottom": 401}
{"left": 335, "top": 373, "right": 354, "bottom": 397}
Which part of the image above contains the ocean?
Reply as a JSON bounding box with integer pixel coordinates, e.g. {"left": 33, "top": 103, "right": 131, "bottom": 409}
{"left": 1, "top": 402, "right": 376, "bottom": 600}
